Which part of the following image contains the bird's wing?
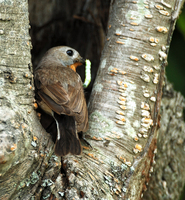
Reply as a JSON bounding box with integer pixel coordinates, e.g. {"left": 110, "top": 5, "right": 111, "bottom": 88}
{"left": 35, "top": 67, "right": 88, "bottom": 132}
{"left": 38, "top": 83, "right": 71, "bottom": 115}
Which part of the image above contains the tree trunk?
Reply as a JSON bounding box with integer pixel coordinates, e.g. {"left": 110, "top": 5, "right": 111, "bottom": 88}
{"left": 143, "top": 81, "right": 185, "bottom": 200}
{"left": 0, "top": 0, "right": 185, "bottom": 200}
{"left": 0, "top": 1, "right": 60, "bottom": 199}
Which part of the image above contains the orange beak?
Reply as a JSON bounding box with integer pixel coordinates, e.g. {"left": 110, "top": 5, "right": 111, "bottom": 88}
{"left": 69, "top": 62, "right": 83, "bottom": 72}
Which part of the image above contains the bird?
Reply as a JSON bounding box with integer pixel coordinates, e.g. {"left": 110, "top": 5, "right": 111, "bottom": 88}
{"left": 34, "top": 46, "right": 88, "bottom": 156}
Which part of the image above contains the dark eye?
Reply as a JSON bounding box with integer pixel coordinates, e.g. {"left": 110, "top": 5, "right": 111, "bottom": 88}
{"left": 66, "top": 49, "right": 74, "bottom": 56}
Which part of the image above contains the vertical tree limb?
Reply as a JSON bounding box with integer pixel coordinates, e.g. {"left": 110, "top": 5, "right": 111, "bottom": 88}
{"left": 0, "top": 1, "right": 60, "bottom": 199}
{"left": 62, "top": 0, "right": 185, "bottom": 199}
{"left": 0, "top": 0, "right": 184, "bottom": 199}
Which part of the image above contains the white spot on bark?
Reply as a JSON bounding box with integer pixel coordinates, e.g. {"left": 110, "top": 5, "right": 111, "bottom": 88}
{"left": 100, "top": 59, "right": 106, "bottom": 69}
{"left": 115, "top": 28, "right": 123, "bottom": 35}
{"left": 133, "top": 120, "right": 140, "bottom": 128}
{"left": 0, "top": 107, "right": 15, "bottom": 121}
{"left": 125, "top": 0, "right": 152, "bottom": 24}
{"left": 0, "top": 78, "right": 4, "bottom": 86}
{"left": 108, "top": 66, "right": 114, "bottom": 71}
{"left": 159, "top": 50, "right": 167, "bottom": 60}
{"left": 123, "top": 37, "right": 131, "bottom": 47}
{"left": 123, "top": 82, "right": 137, "bottom": 138}
{"left": 142, "top": 54, "right": 154, "bottom": 62}
{"left": 92, "top": 83, "right": 103, "bottom": 93}
{"left": 0, "top": 29, "right": 4, "bottom": 34}
{"left": 161, "top": 0, "right": 172, "bottom": 8}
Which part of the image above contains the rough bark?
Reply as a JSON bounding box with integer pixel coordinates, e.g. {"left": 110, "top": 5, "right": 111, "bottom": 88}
{"left": 143, "top": 81, "right": 185, "bottom": 200}
{"left": 0, "top": 1, "right": 60, "bottom": 199}
{"left": 0, "top": 0, "right": 185, "bottom": 200}
{"left": 84, "top": 0, "right": 185, "bottom": 199}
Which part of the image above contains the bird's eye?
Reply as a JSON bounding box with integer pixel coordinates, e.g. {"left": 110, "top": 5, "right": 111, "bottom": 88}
{"left": 66, "top": 49, "right": 74, "bottom": 56}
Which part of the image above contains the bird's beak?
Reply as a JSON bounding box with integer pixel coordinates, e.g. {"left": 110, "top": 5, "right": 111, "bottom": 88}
{"left": 78, "top": 57, "right": 85, "bottom": 65}
{"left": 69, "top": 57, "right": 85, "bottom": 72}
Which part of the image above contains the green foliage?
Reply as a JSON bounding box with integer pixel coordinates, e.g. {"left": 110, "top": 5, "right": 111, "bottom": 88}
{"left": 177, "top": 7, "right": 185, "bottom": 39}
{"left": 167, "top": 6, "right": 185, "bottom": 97}
{"left": 180, "top": 184, "right": 185, "bottom": 200}
{"left": 168, "top": 6, "right": 185, "bottom": 200}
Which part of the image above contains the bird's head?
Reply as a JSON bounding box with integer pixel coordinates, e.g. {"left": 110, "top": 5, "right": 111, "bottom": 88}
{"left": 37, "top": 46, "right": 85, "bottom": 72}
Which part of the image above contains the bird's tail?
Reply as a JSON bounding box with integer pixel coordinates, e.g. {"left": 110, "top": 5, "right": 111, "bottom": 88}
{"left": 53, "top": 114, "right": 82, "bottom": 156}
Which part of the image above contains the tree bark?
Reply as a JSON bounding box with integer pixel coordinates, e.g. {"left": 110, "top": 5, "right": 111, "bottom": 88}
{"left": 83, "top": 0, "right": 185, "bottom": 199}
{"left": 0, "top": 1, "right": 60, "bottom": 199}
{"left": 0, "top": 0, "right": 185, "bottom": 200}
{"left": 143, "top": 81, "right": 185, "bottom": 200}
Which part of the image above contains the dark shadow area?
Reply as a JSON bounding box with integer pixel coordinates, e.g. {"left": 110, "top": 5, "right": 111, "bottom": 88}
{"left": 29, "top": 0, "right": 111, "bottom": 101}
{"left": 28, "top": 0, "right": 111, "bottom": 179}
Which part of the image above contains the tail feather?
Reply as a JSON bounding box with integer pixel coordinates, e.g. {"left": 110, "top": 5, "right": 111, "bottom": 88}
{"left": 53, "top": 114, "right": 82, "bottom": 156}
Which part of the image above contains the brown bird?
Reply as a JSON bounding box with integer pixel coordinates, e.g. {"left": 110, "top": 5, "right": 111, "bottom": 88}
{"left": 34, "top": 46, "right": 88, "bottom": 156}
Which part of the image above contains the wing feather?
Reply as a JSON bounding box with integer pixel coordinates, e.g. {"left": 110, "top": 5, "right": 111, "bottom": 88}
{"left": 35, "top": 66, "right": 88, "bottom": 132}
